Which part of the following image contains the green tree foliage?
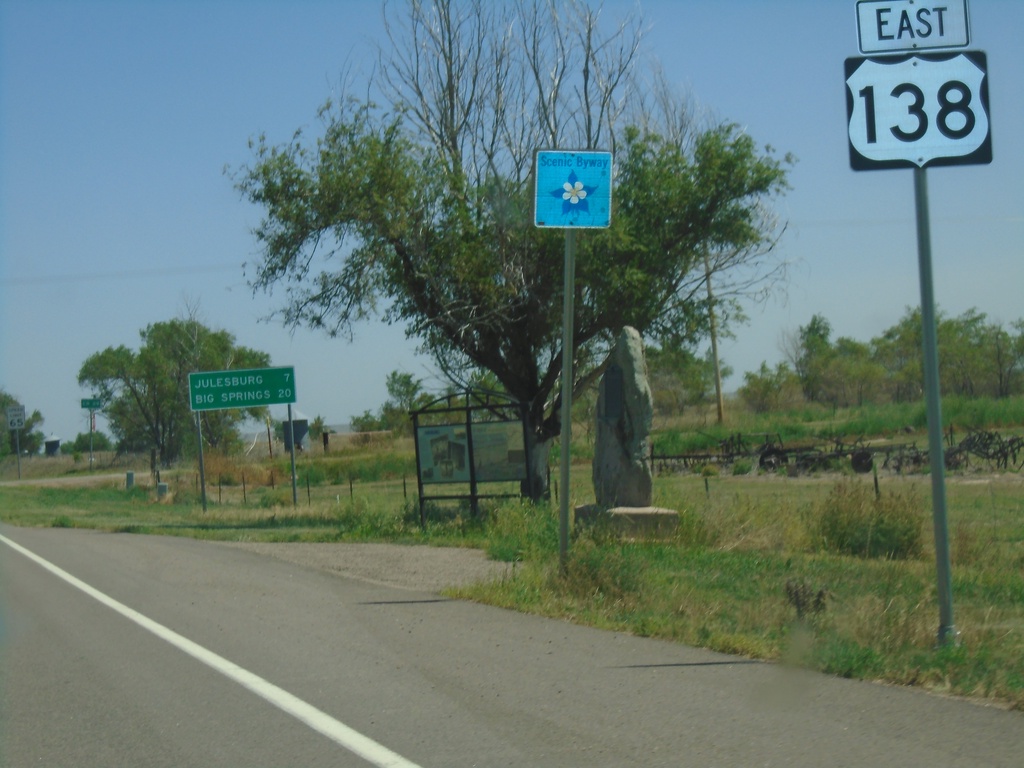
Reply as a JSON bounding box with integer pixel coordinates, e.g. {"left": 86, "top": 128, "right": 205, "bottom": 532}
{"left": 990, "top": 319, "right": 1024, "bottom": 398}
{"left": 63, "top": 431, "right": 114, "bottom": 454}
{"left": 871, "top": 307, "right": 924, "bottom": 403}
{"left": 77, "top": 316, "right": 271, "bottom": 464}
{"left": 787, "top": 313, "right": 833, "bottom": 403}
{"left": 647, "top": 345, "right": 727, "bottom": 420}
{"left": 868, "top": 307, "right": 1024, "bottom": 402}
{"left": 738, "top": 362, "right": 801, "bottom": 414}
{"left": 350, "top": 371, "right": 431, "bottom": 435}
{"left": 824, "top": 337, "right": 888, "bottom": 408}
{"left": 785, "top": 317, "right": 889, "bottom": 409}
{"left": 235, "top": 0, "right": 791, "bottom": 496}
{"left": 348, "top": 411, "right": 382, "bottom": 435}
{"left": 308, "top": 415, "right": 328, "bottom": 444}
{"left": 935, "top": 309, "right": 1024, "bottom": 398}
{"left": 755, "top": 307, "right": 1024, "bottom": 415}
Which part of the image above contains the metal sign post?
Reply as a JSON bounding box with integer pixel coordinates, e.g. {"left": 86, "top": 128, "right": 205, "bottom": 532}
{"left": 6, "top": 405, "right": 26, "bottom": 480}
{"left": 287, "top": 404, "right": 298, "bottom": 507}
{"left": 913, "top": 167, "right": 957, "bottom": 644}
{"left": 196, "top": 414, "right": 208, "bottom": 512}
{"left": 557, "top": 229, "right": 578, "bottom": 569}
{"left": 534, "top": 149, "right": 613, "bottom": 571}
{"left": 81, "top": 398, "right": 102, "bottom": 467}
{"left": 844, "top": 3, "right": 989, "bottom": 645}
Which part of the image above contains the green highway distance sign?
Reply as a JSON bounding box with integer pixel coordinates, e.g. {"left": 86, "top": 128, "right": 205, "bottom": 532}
{"left": 188, "top": 366, "right": 296, "bottom": 412}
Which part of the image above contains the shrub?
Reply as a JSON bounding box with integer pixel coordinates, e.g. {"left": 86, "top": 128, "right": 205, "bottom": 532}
{"left": 816, "top": 480, "right": 923, "bottom": 559}
{"left": 257, "top": 487, "right": 293, "bottom": 509}
{"left": 319, "top": 451, "right": 414, "bottom": 484}
{"left": 297, "top": 463, "right": 327, "bottom": 486}
{"left": 562, "top": 536, "right": 644, "bottom": 603}
{"left": 485, "top": 500, "right": 557, "bottom": 562}
{"left": 204, "top": 453, "right": 243, "bottom": 486}
{"left": 731, "top": 459, "right": 752, "bottom": 476}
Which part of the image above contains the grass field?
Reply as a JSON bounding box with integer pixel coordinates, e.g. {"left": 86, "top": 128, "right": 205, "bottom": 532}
{"left": 3, "top": 413, "right": 1024, "bottom": 710}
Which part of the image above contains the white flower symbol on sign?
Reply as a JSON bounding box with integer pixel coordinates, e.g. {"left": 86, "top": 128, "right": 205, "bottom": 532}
{"left": 562, "top": 180, "right": 587, "bottom": 205}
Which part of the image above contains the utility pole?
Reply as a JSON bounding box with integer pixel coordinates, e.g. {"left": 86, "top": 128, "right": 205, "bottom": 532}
{"left": 704, "top": 252, "right": 725, "bottom": 424}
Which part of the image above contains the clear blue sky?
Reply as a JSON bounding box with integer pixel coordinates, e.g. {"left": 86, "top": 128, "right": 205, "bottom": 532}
{"left": 2, "top": 0, "right": 1022, "bottom": 444}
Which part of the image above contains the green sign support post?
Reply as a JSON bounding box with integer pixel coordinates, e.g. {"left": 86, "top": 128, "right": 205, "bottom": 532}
{"left": 557, "top": 229, "right": 578, "bottom": 570}
{"left": 188, "top": 366, "right": 298, "bottom": 511}
{"left": 914, "top": 168, "right": 957, "bottom": 646}
{"left": 81, "top": 398, "right": 102, "bottom": 467}
{"left": 6, "top": 405, "right": 25, "bottom": 480}
{"left": 534, "top": 149, "right": 613, "bottom": 571}
{"left": 845, "top": 8, "right": 991, "bottom": 645}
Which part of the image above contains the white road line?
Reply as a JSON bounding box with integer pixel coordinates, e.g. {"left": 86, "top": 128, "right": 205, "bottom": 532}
{"left": 0, "top": 533, "right": 423, "bottom": 768}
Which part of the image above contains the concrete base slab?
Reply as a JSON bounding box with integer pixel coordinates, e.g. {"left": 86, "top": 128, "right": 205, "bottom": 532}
{"left": 575, "top": 504, "right": 679, "bottom": 537}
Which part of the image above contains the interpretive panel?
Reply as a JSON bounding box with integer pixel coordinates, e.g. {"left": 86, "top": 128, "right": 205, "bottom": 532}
{"left": 472, "top": 421, "right": 528, "bottom": 483}
{"left": 416, "top": 425, "right": 470, "bottom": 484}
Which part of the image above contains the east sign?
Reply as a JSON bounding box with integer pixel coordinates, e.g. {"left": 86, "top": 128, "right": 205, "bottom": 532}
{"left": 856, "top": 0, "right": 970, "bottom": 54}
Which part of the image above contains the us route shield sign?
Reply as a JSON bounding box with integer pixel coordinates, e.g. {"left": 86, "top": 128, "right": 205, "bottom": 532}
{"left": 845, "top": 51, "right": 991, "bottom": 170}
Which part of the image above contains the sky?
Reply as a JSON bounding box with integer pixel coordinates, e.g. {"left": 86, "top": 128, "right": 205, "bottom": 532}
{"left": 1, "top": 0, "right": 1022, "bottom": 444}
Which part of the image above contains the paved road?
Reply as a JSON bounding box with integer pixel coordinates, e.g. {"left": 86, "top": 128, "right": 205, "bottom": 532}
{"left": 1, "top": 524, "right": 1020, "bottom": 767}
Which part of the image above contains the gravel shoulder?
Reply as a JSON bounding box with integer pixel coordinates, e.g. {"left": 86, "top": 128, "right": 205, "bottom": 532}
{"left": 218, "top": 541, "right": 514, "bottom": 592}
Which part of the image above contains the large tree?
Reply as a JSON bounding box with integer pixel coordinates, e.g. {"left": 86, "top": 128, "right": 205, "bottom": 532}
{"left": 78, "top": 316, "right": 271, "bottom": 464}
{"left": 235, "top": 0, "right": 791, "bottom": 497}
{"left": 785, "top": 313, "right": 834, "bottom": 403}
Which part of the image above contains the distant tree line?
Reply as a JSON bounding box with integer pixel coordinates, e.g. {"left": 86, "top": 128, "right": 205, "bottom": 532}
{"left": 350, "top": 372, "right": 433, "bottom": 437}
{"left": 61, "top": 431, "right": 114, "bottom": 455}
{"left": 740, "top": 308, "right": 1024, "bottom": 413}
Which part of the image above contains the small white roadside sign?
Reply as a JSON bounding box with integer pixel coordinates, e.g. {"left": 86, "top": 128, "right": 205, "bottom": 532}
{"left": 6, "top": 405, "right": 26, "bottom": 430}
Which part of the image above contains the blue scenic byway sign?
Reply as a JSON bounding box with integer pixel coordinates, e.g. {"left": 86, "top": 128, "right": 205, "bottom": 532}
{"left": 533, "top": 150, "right": 612, "bottom": 228}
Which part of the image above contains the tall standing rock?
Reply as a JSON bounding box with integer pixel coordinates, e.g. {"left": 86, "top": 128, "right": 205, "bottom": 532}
{"left": 593, "top": 327, "right": 653, "bottom": 508}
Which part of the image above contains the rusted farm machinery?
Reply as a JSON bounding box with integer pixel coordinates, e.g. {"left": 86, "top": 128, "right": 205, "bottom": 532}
{"left": 943, "top": 429, "right": 1024, "bottom": 471}
{"left": 651, "top": 428, "right": 1024, "bottom": 476}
